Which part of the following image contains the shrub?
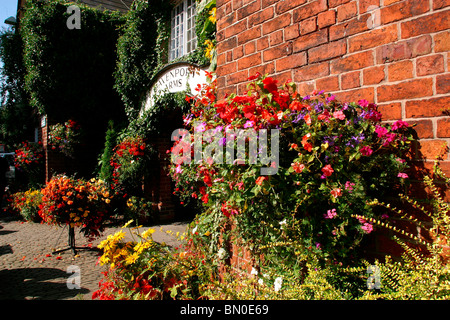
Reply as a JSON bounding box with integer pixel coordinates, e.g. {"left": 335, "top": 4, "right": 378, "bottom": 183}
{"left": 8, "top": 189, "right": 43, "bottom": 222}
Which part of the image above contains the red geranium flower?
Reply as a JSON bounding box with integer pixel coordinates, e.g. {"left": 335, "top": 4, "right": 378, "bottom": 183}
{"left": 262, "top": 77, "right": 278, "bottom": 94}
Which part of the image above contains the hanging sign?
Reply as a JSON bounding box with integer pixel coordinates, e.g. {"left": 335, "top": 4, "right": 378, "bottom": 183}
{"left": 141, "top": 62, "right": 210, "bottom": 113}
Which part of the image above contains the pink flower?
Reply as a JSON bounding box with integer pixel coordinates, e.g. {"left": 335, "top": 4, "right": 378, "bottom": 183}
{"left": 360, "top": 145, "right": 373, "bottom": 156}
{"left": 324, "top": 208, "right": 337, "bottom": 219}
{"left": 391, "top": 120, "right": 409, "bottom": 130}
{"left": 397, "top": 172, "right": 408, "bottom": 179}
{"left": 361, "top": 223, "right": 373, "bottom": 234}
{"left": 333, "top": 110, "right": 345, "bottom": 120}
{"left": 195, "top": 122, "right": 207, "bottom": 132}
{"left": 345, "top": 181, "right": 355, "bottom": 192}
{"left": 375, "top": 125, "right": 388, "bottom": 138}
{"left": 358, "top": 99, "right": 369, "bottom": 107}
{"left": 244, "top": 120, "right": 254, "bottom": 128}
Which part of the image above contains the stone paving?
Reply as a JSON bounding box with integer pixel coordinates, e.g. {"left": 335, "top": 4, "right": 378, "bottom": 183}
{"left": 0, "top": 213, "right": 189, "bottom": 300}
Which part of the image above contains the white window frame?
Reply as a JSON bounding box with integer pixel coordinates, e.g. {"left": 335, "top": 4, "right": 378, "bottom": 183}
{"left": 170, "top": 0, "right": 197, "bottom": 61}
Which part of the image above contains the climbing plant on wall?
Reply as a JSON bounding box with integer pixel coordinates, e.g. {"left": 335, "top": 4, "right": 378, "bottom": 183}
{"left": 21, "top": 0, "right": 125, "bottom": 122}
{"left": 114, "top": 0, "right": 216, "bottom": 121}
{"left": 20, "top": 0, "right": 127, "bottom": 177}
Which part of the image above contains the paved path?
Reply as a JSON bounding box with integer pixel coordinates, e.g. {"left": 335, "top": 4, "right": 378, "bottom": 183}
{"left": 0, "top": 213, "right": 189, "bottom": 300}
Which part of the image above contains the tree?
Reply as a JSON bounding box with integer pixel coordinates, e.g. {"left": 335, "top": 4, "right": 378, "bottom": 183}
{"left": 0, "top": 28, "right": 35, "bottom": 151}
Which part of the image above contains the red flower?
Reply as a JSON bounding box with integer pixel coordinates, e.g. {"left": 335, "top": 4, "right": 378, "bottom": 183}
{"left": 255, "top": 176, "right": 267, "bottom": 185}
{"left": 321, "top": 164, "right": 334, "bottom": 177}
{"left": 203, "top": 173, "right": 212, "bottom": 187}
{"left": 292, "top": 162, "right": 305, "bottom": 173}
{"left": 262, "top": 77, "right": 278, "bottom": 94}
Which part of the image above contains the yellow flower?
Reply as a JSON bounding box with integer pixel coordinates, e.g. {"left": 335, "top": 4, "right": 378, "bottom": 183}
{"left": 122, "top": 220, "right": 134, "bottom": 228}
{"left": 125, "top": 252, "right": 140, "bottom": 265}
{"left": 208, "top": 7, "right": 216, "bottom": 24}
{"left": 141, "top": 228, "right": 155, "bottom": 239}
{"left": 204, "top": 39, "right": 215, "bottom": 60}
{"left": 133, "top": 241, "right": 152, "bottom": 254}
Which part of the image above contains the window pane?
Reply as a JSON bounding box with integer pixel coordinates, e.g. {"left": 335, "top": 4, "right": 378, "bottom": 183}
{"left": 169, "top": 0, "right": 197, "bottom": 61}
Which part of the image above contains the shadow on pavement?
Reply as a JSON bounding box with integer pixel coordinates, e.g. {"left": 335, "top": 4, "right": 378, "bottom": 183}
{"left": 0, "top": 267, "right": 89, "bottom": 300}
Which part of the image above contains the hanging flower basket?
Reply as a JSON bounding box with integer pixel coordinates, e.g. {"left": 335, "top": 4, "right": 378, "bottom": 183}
{"left": 48, "top": 119, "right": 81, "bottom": 158}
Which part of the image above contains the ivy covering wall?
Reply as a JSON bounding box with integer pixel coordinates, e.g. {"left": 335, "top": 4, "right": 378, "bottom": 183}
{"left": 0, "top": 28, "right": 35, "bottom": 150}
{"left": 20, "top": 0, "right": 127, "bottom": 177}
{"left": 114, "top": 0, "right": 215, "bottom": 122}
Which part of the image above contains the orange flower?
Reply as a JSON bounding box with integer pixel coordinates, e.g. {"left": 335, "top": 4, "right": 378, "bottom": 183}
{"left": 304, "top": 114, "right": 311, "bottom": 126}
{"left": 255, "top": 176, "right": 267, "bottom": 185}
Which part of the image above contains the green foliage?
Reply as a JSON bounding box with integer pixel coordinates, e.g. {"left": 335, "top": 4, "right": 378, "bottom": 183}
{"left": 0, "top": 29, "right": 35, "bottom": 150}
{"left": 98, "top": 120, "right": 119, "bottom": 184}
{"left": 126, "top": 92, "right": 191, "bottom": 139}
{"left": 114, "top": 0, "right": 171, "bottom": 120}
{"left": 20, "top": 0, "right": 127, "bottom": 177}
{"left": 114, "top": 0, "right": 215, "bottom": 121}
{"left": 21, "top": 0, "right": 125, "bottom": 120}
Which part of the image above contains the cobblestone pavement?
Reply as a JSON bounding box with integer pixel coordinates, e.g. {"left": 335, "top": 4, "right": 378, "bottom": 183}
{"left": 0, "top": 213, "right": 189, "bottom": 300}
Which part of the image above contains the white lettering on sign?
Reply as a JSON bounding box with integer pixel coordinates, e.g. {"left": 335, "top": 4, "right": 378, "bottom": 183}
{"left": 141, "top": 63, "right": 209, "bottom": 114}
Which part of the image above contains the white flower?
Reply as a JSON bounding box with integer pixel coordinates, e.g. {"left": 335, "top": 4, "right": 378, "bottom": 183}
{"left": 274, "top": 277, "right": 283, "bottom": 292}
{"left": 192, "top": 226, "right": 198, "bottom": 234}
{"left": 258, "top": 278, "right": 264, "bottom": 286}
{"left": 251, "top": 267, "right": 258, "bottom": 276}
{"left": 217, "top": 248, "right": 226, "bottom": 260}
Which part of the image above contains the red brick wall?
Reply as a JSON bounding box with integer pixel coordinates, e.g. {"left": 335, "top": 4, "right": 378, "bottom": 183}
{"left": 216, "top": 0, "right": 450, "bottom": 271}
{"left": 216, "top": 0, "right": 450, "bottom": 164}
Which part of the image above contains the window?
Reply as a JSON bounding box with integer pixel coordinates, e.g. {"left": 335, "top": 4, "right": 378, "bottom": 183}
{"left": 170, "top": 0, "right": 197, "bottom": 61}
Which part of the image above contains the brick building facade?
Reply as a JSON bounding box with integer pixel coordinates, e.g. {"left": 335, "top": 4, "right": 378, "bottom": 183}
{"left": 216, "top": 0, "right": 449, "bottom": 168}
{"left": 215, "top": 0, "right": 450, "bottom": 269}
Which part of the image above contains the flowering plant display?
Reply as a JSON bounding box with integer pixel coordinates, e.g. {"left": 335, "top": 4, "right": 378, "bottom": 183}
{"left": 110, "top": 135, "right": 155, "bottom": 194}
{"left": 38, "top": 175, "right": 113, "bottom": 240}
{"left": 93, "top": 222, "right": 211, "bottom": 300}
{"left": 14, "top": 141, "right": 44, "bottom": 172}
{"left": 7, "top": 189, "right": 43, "bottom": 222}
{"left": 48, "top": 119, "right": 81, "bottom": 158}
{"left": 169, "top": 73, "right": 415, "bottom": 265}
